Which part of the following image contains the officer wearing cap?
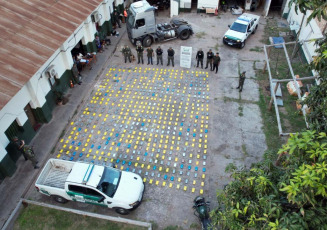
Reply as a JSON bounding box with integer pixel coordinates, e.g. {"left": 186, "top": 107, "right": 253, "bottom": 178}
{"left": 237, "top": 71, "right": 246, "bottom": 92}
{"left": 212, "top": 52, "right": 221, "bottom": 74}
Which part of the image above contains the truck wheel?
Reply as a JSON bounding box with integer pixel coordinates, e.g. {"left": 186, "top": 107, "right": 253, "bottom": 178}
{"left": 142, "top": 36, "right": 152, "bottom": 47}
{"left": 252, "top": 25, "right": 258, "bottom": 34}
{"left": 53, "top": 195, "right": 68, "bottom": 204}
{"left": 115, "top": 207, "right": 130, "bottom": 215}
{"left": 179, "top": 30, "right": 190, "bottom": 40}
{"left": 240, "top": 40, "right": 246, "bottom": 49}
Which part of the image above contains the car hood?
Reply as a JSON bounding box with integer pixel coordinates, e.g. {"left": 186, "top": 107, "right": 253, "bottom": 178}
{"left": 224, "top": 29, "right": 246, "bottom": 41}
{"left": 113, "top": 172, "right": 144, "bottom": 203}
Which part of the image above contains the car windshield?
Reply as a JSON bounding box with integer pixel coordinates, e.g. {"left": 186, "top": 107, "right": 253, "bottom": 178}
{"left": 230, "top": 22, "right": 247, "bottom": 33}
{"left": 97, "top": 167, "right": 121, "bottom": 198}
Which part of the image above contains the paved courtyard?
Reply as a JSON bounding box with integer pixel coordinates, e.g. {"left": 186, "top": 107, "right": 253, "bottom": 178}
{"left": 24, "top": 9, "right": 268, "bottom": 229}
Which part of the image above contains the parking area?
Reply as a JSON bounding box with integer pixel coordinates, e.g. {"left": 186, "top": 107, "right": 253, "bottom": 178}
{"left": 24, "top": 9, "right": 268, "bottom": 229}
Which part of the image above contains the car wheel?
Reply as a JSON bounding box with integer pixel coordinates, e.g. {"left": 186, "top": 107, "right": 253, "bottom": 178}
{"left": 179, "top": 30, "right": 190, "bottom": 40}
{"left": 115, "top": 207, "right": 130, "bottom": 215}
{"left": 142, "top": 36, "right": 152, "bottom": 47}
{"left": 252, "top": 25, "right": 258, "bottom": 34}
{"left": 240, "top": 40, "right": 246, "bottom": 49}
{"left": 53, "top": 195, "right": 68, "bottom": 204}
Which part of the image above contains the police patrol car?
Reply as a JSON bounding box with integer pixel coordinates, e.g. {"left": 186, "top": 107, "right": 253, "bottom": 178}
{"left": 223, "top": 13, "right": 260, "bottom": 49}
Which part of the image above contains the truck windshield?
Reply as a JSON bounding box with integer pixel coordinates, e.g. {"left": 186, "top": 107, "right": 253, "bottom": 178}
{"left": 127, "top": 14, "right": 135, "bottom": 27}
{"left": 98, "top": 167, "right": 121, "bottom": 198}
{"left": 230, "top": 22, "right": 247, "bottom": 33}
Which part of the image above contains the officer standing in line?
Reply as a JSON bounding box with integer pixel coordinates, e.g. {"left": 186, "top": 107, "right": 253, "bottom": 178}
{"left": 122, "top": 45, "right": 131, "bottom": 63}
{"left": 196, "top": 48, "right": 204, "bottom": 68}
{"left": 236, "top": 71, "right": 246, "bottom": 92}
{"left": 136, "top": 43, "right": 144, "bottom": 64}
{"left": 205, "top": 49, "right": 214, "bottom": 70}
{"left": 167, "top": 47, "right": 175, "bottom": 67}
{"left": 156, "top": 46, "right": 163, "bottom": 65}
{"left": 147, "top": 46, "right": 154, "bottom": 65}
{"left": 212, "top": 52, "right": 221, "bottom": 74}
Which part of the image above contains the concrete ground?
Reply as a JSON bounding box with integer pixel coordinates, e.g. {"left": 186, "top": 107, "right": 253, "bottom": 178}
{"left": 1, "top": 8, "right": 269, "bottom": 230}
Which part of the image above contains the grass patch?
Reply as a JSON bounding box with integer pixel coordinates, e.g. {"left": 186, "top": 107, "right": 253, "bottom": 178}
{"left": 241, "top": 144, "right": 248, "bottom": 156}
{"left": 214, "top": 43, "right": 219, "bottom": 51}
{"left": 195, "top": 32, "right": 206, "bottom": 39}
{"left": 250, "top": 46, "right": 263, "bottom": 52}
{"left": 238, "top": 105, "right": 244, "bottom": 116}
{"left": 14, "top": 204, "right": 147, "bottom": 230}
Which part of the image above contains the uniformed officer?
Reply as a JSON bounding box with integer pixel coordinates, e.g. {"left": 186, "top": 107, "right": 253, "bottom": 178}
{"left": 156, "top": 46, "right": 163, "bottom": 65}
{"left": 205, "top": 49, "right": 214, "bottom": 70}
{"left": 212, "top": 53, "right": 221, "bottom": 74}
{"left": 196, "top": 48, "right": 204, "bottom": 68}
{"left": 136, "top": 44, "right": 144, "bottom": 64}
{"left": 167, "top": 47, "right": 175, "bottom": 67}
{"left": 122, "top": 45, "right": 131, "bottom": 63}
{"left": 236, "top": 71, "right": 246, "bottom": 92}
{"left": 23, "top": 145, "right": 39, "bottom": 169}
{"left": 147, "top": 46, "right": 154, "bottom": 65}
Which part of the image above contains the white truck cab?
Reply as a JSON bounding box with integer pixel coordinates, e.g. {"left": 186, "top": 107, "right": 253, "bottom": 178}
{"left": 35, "top": 159, "right": 144, "bottom": 215}
{"left": 223, "top": 13, "right": 260, "bottom": 49}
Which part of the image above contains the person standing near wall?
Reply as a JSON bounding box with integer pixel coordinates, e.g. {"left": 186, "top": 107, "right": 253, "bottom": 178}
{"left": 12, "top": 136, "right": 27, "bottom": 161}
{"left": 114, "top": 11, "right": 121, "bottom": 28}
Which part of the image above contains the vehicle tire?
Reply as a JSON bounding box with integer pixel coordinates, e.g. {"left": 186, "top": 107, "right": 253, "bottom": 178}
{"left": 52, "top": 195, "right": 68, "bottom": 204}
{"left": 252, "top": 25, "right": 258, "bottom": 34}
{"left": 179, "top": 30, "right": 190, "bottom": 40}
{"left": 142, "top": 36, "right": 152, "bottom": 47}
{"left": 115, "top": 207, "right": 130, "bottom": 215}
{"left": 240, "top": 40, "right": 246, "bottom": 49}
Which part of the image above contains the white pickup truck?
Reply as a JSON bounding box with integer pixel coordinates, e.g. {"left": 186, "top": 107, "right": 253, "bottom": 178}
{"left": 35, "top": 159, "right": 144, "bottom": 215}
{"left": 223, "top": 13, "right": 260, "bottom": 49}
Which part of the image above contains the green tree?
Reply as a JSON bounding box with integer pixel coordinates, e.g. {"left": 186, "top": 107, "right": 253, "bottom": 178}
{"left": 212, "top": 131, "right": 327, "bottom": 229}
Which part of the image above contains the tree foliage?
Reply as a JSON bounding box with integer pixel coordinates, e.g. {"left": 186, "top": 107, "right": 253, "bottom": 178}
{"left": 302, "top": 36, "right": 327, "bottom": 132}
{"left": 212, "top": 131, "right": 327, "bottom": 230}
{"left": 289, "top": 0, "right": 327, "bottom": 22}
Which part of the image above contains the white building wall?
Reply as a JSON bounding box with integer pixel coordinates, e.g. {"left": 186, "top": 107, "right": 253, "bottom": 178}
{"left": 198, "top": 0, "right": 219, "bottom": 9}
{"left": 287, "top": 4, "right": 323, "bottom": 64}
{"left": 0, "top": 0, "right": 114, "bottom": 162}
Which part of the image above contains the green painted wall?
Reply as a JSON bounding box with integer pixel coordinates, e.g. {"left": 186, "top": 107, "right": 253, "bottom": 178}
{"left": 83, "top": 42, "right": 97, "bottom": 53}
{"left": 282, "top": 12, "right": 289, "bottom": 19}
{"left": 0, "top": 155, "right": 16, "bottom": 177}
{"left": 180, "top": 8, "right": 191, "bottom": 12}
{"left": 32, "top": 103, "right": 52, "bottom": 124}
{"left": 19, "top": 119, "right": 36, "bottom": 144}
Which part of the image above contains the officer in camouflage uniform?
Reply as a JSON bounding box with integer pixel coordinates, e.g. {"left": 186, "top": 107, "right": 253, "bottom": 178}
{"left": 23, "top": 145, "right": 39, "bottom": 169}
{"left": 205, "top": 49, "right": 214, "bottom": 70}
{"left": 236, "top": 71, "right": 246, "bottom": 92}
{"left": 122, "top": 45, "right": 131, "bottom": 63}
{"left": 136, "top": 44, "right": 144, "bottom": 64}
{"left": 146, "top": 46, "right": 154, "bottom": 65}
{"left": 156, "top": 46, "right": 163, "bottom": 65}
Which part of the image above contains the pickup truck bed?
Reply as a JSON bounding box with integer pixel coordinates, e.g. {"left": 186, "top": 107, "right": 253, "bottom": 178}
{"left": 42, "top": 167, "right": 70, "bottom": 189}
{"left": 36, "top": 159, "right": 74, "bottom": 189}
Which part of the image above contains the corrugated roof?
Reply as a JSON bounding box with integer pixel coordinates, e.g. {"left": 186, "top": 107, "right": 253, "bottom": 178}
{"left": 0, "top": 0, "right": 103, "bottom": 110}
